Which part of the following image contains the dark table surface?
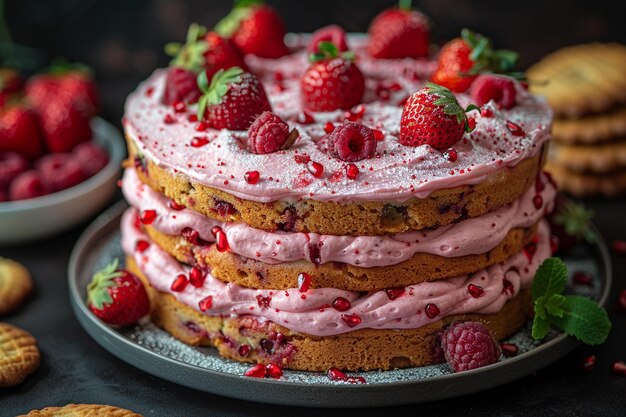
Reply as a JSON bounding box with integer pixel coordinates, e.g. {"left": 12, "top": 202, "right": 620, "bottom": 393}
{"left": 1, "top": 193, "right": 625, "bottom": 416}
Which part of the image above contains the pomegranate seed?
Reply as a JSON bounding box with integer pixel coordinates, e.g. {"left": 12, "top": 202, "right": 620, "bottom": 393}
{"left": 172, "top": 100, "right": 186, "bottom": 113}
{"left": 182, "top": 227, "right": 209, "bottom": 246}
{"left": 238, "top": 344, "right": 250, "bottom": 357}
{"left": 256, "top": 294, "right": 272, "bottom": 309}
{"left": 332, "top": 297, "right": 351, "bottom": 312}
{"left": 188, "top": 114, "right": 198, "bottom": 122}
{"left": 579, "top": 355, "right": 596, "bottom": 372}
{"left": 195, "top": 121, "right": 208, "bottom": 131}
{"left": 468, "top": 284, "right": 485, "bottom": 298}
{"left": 171, "top": 274, "right": 188, "bottom": 292}
{"left": 550, "top": 235, "right": 560, "bottom": 254}
{"left": 425, "top": 303, "right": 440, "bottom": 318}
{"left": 467, "top": 117, "right": 477, "bottom": 131}
{"left": 140, "top": 209, "right": 157, "bottom": 225}
{"left": 198, "top": 295, "right": 213, "bottom": 312}
{"left": 346, "top": 376, "right": 366, "bottom": 384}
{"left": 481, "top": 107, "right": 493, "bottom": 118}
{"left": 328, "top": 367, "right": 347, "bottom": 381}
{"left": 506, "top": 120, "right": 525, "bottom": 136}
{"left": 135, "top": 240, "right": 150, "bottom": 253}
{"left": 244, "top": 363, "right": 266, "bottom": 378}
{"left": 189, "top": 267, "right": 206, "bottom": 287}
{"left": 341, "top": 314, "right": 361, "bottom": 327}
{"left": 502, "top": 278, "right": 514, "bottom": 295}
{"left": 260, "top": 339, "right": 274, "bottom": 353}
{"left": 211, "top": 226, "right": 230, "bottom": 252}
{"left": 265, "top": 363, "right": 283, "bottom": 379}
{"left": 345, "top": 163, "right": 359, "bottom": 180}
{"left": 385, "top": 287, "right": 405, "bottom": 300}
{"left": 373, "top": 129, "right": 384, "bottom": 141}
{"left": 297, "top": 272, "right": 311, "bottom": 292}
{"left": 573, "top": 271, "right": 593, "bottom": 286}
{"left": 244, "top": 170, "right": 260, "bottom": 184}
{"left": 169, "top": 200, "right": 185, "bottom": 210}
{"left": 535, "top": 175, "right": 545, "bottom": 192}
{"left": 500, "top": 343, "right": 518, "bottom": 357}
{"left": 307, "top": 161, "right": 324, "bottom": 178}
{"left": 611, "top": 360, "right": 626, "bottom": 376}
{"left": 443, "top": 148, "right": 458, "bottom": 162}
{"left": 612, "top": 240, "right": 626, "bottom": 255}
{"left": 191, "top": 136, "right": 209, "bottom": 147}
{"left": 533, "top": 195, "right": 543, "bottom": 210}
{"left": 324, "top": 122, "right": 335, "bottom": 134}
{"left": 524, "top": 242, "right": 537, "bottom": 261}
{"left": 345, "top": 104, "right": 365, "bottom": 121}
{"left": 617, "top": 289, "right": 626, "bottom": 313}
{"left": 297, "top": 111, "right": 315, "bottom": 124}
{"left": 163, "top": 114, "right": 176, "bottom": 124}
{"left": 294, "top": 154, "right": 310, "bottom": 164}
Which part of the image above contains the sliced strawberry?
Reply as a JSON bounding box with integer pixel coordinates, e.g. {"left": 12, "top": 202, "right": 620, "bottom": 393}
{"left": 0, "top": 105, "right": 45, "bottom": 160}
{"left": 367, "top": 0, "right": 430, "bottom": 59}
{"left": 308, "top": 25, "right": 348, "bottom": 54}
{"left": 197, "top": 66, "right": 271, "bottom": 130}
{"left": 301, "top": 42, "right": 365, "bottom": 112}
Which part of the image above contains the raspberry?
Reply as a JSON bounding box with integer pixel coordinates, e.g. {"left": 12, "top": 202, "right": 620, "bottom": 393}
{"left": 327, "top": 122, "right": 377, "bottom": 162}
{"left": 163, "top": 67, "right": 201, "bottom": 105}
{"left": 9, "top": 170, "right": 49, "bottom": 201}
{"left": 248, "top": 111, "right": 290, "bottom": 154}
{"left": 308, "top": 25, "right": 348, "bottom": 54}
{"left": 36, "top": 153, "right": 86, "bottom": 192}
{"left": 470, "top": 74, "right": 517, "bottom": 109}
{"left": 72, "top": 141, "right": 110, "bottom": 177}
{"left": 441, "top": 321, "right": 500, "bottom": 372}
{"left": 0, "top": 152, "right": 28, "bottom": 191}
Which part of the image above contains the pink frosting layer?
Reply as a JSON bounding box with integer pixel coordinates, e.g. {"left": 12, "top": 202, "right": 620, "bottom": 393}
{"left": 123, "top": 168, "right": 556, "bottom": 267}
{"left": 123, "top": 35, "right": 552, "bottom": 204}
{"left": 121, "top": 208, "right": 551, "bottom": 336}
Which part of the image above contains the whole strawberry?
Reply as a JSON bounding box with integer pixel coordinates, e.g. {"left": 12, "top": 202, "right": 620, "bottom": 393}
{"left": 87, "top": 259, "right": 150, "bottom": 326}
{"left": 36, "top": 97, "right": 92, "bottom": 153}
{"left": 197, "top": 66, "right": 271, "bottom": 130}
{"left": 400, "top": 82, "right": 477, "bottom": 150}
{"left": 0, "top": 104, "right": 45, "bottom": 160}
{"left": 301, "top": 42, "right": 365, "bottom": 112}
{"left": 216, "top": 0, "right": 288, "bottom": 59}
{"left": 442, "top": 321, "right": 500, "bottom": 372}
{"left": 368, "top": 0, "right": 430, "bottom": 59}
{"left": 431, "top": 29, "right": 519, "bottom": 93}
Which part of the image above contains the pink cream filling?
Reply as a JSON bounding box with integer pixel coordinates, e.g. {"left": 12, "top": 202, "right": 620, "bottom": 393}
{"left": 122, "top": 168, "right": 555, "bottom": 267}
{"left": 121, "top": 208, "right": 551, "bottom": 337}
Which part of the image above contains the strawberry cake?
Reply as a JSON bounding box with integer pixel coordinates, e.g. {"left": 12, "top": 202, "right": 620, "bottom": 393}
{"left": 117, "top": 2, "right": 555, "bottom": 372}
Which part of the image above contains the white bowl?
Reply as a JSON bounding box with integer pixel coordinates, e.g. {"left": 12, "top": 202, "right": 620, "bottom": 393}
{"left": 0, "top": 117, "right": 125, "bottom": 245}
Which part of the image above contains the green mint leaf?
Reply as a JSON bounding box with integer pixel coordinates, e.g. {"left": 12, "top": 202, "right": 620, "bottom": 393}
{"left": 534, "top": 294, "right": 549, "bottom": 320}
{"left": 549, "top": 296, "right": 611, "bottom": 345}
{"left": 532, "top": 316, "right": 551, "bottom": 340}
{"left": 531, "top": 257, "right": 567, "bottom": 301}
{"left": 545, "top": 293, "right": 566, "bottom": 318}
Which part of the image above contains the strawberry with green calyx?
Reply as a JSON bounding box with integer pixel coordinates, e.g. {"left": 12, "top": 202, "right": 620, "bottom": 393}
{"left": 87, "top": 259, "right": 150, "bottom": 326}
{"left": 367, "top": 0, "right": 430, "bottom": 59}
{"left": 548, "top": 196, "right": 596, "bottom": 253}
{"left": 400, "top": 82, "right": 478, "bottom": 150}
{"left": 308, "top": 25, "right": 348, "bottom": 55}
{"left": 215, "top": 0, "right": 288, "bottom": 59}
{"left": 197, "top": 66, "right": 271, "bottom": 130}
{"left": 301, "top": 42, "right": 365, "bottom": 112}
{"left": 431, "top": 28, "right": 520, "bottom": 93}
{"left": 531, "top": 257, "right": 610, "bottom": 345}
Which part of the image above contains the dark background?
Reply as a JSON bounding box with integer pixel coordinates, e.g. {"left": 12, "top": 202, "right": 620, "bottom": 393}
{"left": 2, "top": 1, "right": 626, "bottom": 416}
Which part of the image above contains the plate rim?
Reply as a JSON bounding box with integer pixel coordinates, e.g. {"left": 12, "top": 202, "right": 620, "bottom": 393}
{"left": 68, "top": 200, "right": 613, "bottom": 407}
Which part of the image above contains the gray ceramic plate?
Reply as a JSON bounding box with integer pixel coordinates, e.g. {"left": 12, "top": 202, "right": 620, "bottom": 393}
{"left": 69, "top": 201, "right": 612, "bottom": 408}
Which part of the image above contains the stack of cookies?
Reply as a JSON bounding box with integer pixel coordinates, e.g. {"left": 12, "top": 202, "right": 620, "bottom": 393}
{"left": 527, "top": 43, "right": 626, "bottom": 197}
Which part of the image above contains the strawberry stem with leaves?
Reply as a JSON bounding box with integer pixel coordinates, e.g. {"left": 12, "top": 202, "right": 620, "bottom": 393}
{"left": 425, "top": 82, "right": 479, "bottom": 131}
{"left": 196, "top": 66, "right": 244, "bottom": 119}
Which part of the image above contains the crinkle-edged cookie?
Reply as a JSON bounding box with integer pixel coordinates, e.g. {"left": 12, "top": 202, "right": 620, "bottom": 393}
{"left": 0, "top": 322, "right": 40, "bottom": 387}
{"left": 17, "top": 404, "right": 143, "bottom": 417}
{"left": 0, "top": 257, "right": 34, "bottom": 316}
{"left": 546, "top": 162, "right": 626, "bottom": 197}
{"left": 548, "top": 140, "right": 626, "bottom": 174}
{"left": 553, "top": 107, "right": 626, "bottom": 144}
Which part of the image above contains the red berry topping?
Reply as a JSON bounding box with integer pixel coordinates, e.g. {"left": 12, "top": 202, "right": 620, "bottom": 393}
{"left": 373, "top": 129, "right": 385, "bottom": 141}
{"left": 345, "top": 163, "right": 359, "bottom": 180}
{"left": 470, "top": 74, "right": 517, "bottom": 109}
{"left": 309, "top": 25, "right": 348, "bottom": 54}
{"left": 211, "top": 226, "right": 230, "bottom": 252}
{"left": 171, "top": 274, "right": 188, "bottom": 292}
{"left": 87, "top": 259, "right": 150, "bottom": 326}
{"left": 135, "top": 240, "right": 150, "bottom": 253}
{"left": 324, "top": 122, "right": 335, "bottom": 134}
{"left": 500, "top": 343, "right": 518, "bottom": 358}
{"left": 301, "top": 42, "right": 365, "bottom": 112}
{"left": 248, "top": 111, "right": 298, "bottom": 154}
{"left": 341, "top": 313, "right": 361, "bottom": 327}
{"left": 191, "top": 136, "right": 209, "bottom": 147}
{"left": 265, "top": 363, "right": 283, "bottom": 379}
{"left": 0, "top": 152, "right": 28, "bottom": 191}
{"left": 327, "top": 122, "right": 377, "bottom": 162}
{"left": 36, "top": 153, "right": 86, "bottom": 192}
{"left": 502, "top": 278, "right": 514, "bottom": 295}
{"left": 72, "top": 141, "right": 109, "bottom": 177}
{"left": 244, "top": 170, "right": 260, "bottom": 184}
{"left": 182, "top": 227, "right": 209, "bottom": 246}
{"left": 467, "top": 284, "right": 485, "bottom": 298}
{"left": 506, "top": 120, "right": 525, "bottom": 137}
{"left": 297, "top": 272, "right": 312, "bottom": 293}
{"left": 238, "top": 344, "right": 250, "bottom": 357}
{"left": 400, "top": 83, "right": 476, "bottom": 150}
{"left": 481, "top": 107, "right": 494, "bottom": 118}
{"left": 296, "top": 110, "right": 315, "bottom": 125}
{"left": 327, "top": 367, "right": 346, "bottom": 381}
{"left": 197, "top": 67, "right": 271, "bottom": 131}
{"left": 244, "top": 363, "right": 267, "bottom": 378}
{"left": 442, "top": 321, "right": 500, "bottom": 372}
{"left": 332, "top": 297, "right": 351, "bottom": 312}
{"left": 163, "top": 67, "right": 201, "bottom": 105}
{"left": 8, "top": 170, "right": 49, "bottom": 201}
{"left": 307, "top": 161, "right": 324, "bottom": 178}
{"left": 172, "top": 100, "right": 186, "bottom": 113}
{"left": 579, "top": 355, "right": 596, "bottom": 372}
{"left": 385, "top": 287, "right": 405, "bottom": 300}
{"left": 367, "top": 1, "right": 430, "bottom": 59}
{"left": 163, "top": 114, "right": 176, "bottom": 124}
{"left": 611, "top": 360, "right": 626, "bottom": 376}
{"left": 425, "top": 303, "right": 440, "bottom": 318}
{"left": 198, "top": 295, "right": 213, "bottom": 312}
{"left": 140, "top": 209, "right": 157, "bottom": 225}
{"left": 189, "top": 266, "right": 206, "bottom": 288}
{"left": 443, "top": 148, "right": 458, "bottom": 162}
{"left": 169, "top": 200, "right": 185, "bottom": 210}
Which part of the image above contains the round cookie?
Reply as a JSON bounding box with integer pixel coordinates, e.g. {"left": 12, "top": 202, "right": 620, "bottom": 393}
{"left": 527, "top": 43, "right": 626, "bottom": 118}
{"left": 17, "top": 404, "right": 143, "bottom": 417}
{"left": 143, "top": 223, "right": 538, "bottom": 291}
{"left": 546, "top": 162, "right": 626, "bottom": 197}
{"left": 128, "top": 138, "right": 541, "bottom": 236}
{"left": 548, "top": 140, "right": 626, "bottom": 174}
{"left": 0, "top": 322, "right": 40, "bottom": 387}
{"left": 0, "top": 257, "right": 34, "bottom": 316}
{"left": 553, "top": 106, "right": 626, "bottom": 144}
{"left": 127, "top": 256, "right": 531, "bottom": 371}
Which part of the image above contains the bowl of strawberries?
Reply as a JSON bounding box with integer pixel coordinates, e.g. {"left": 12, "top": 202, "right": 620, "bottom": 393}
{"left": 0, "top": 67, "right": 124, "bottom": 245}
